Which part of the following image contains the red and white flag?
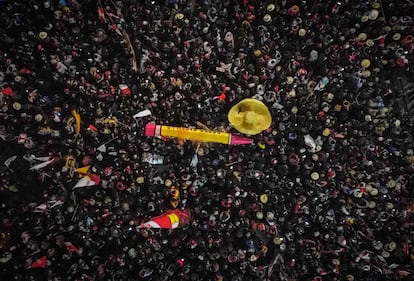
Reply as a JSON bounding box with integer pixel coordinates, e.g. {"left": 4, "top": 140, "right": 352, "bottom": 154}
{"left": 137, "top": 209, "right": 191, "bottom": 229}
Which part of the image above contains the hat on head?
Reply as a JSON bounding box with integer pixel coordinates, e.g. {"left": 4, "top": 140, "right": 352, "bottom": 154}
{"left": 358, "top": 33, "right": 367, "bottom": 41}
{"left": 311, "top": 172, "right": 319, "bottom": 180}
{"left": 175, "top": 13, "right": 184, "bottom": 20}
{"left": 288, "top": 5, "right": 300, "bottom": 15}
{"left": 323, "top": 128, "right": 331, "bottom": 136}
{"left": 361, "top": 70, "right": 371, "bottom": 78}
{"left": 372, "top": 2, "right": 381, "bottom": 9}
{"left": 228, "top": 99, "right": 272, "bottom": 135}
{"left": 267, "top": 4, "right": 275, "bottom": 12}
{"left": 392, "top": 33, "right": 401, "bottom": 40}
{"left": 260, "top": 194, "right": 268, "bottom": 204}
{"left": 366, "top": 39, "right": 374, "bottom": 47}
{"left": 263, "top": 14, "right": 272, "bottom": 23}
{"left": 369, "top": 9, "right": 379, "bottom": 20}
{"left": 13, "top": 102, "right": 21, "bottom": 110}
{"left": 361, "top": 59, "right": 371, "bottom": 68}
{"left": 39, "top": 32, "right": 48, "bottom": 39}
{"left": 225, "top": 32, "right": 234, "bottom": 42}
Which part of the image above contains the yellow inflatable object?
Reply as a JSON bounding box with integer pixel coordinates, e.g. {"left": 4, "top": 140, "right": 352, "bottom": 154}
{"left": 228, "top": 99, "right": 272, "bottom": 135}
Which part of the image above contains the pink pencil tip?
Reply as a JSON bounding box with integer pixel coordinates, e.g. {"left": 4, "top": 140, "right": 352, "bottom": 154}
{"left": 230, "top": 135, "right": 253, "bottom": 145}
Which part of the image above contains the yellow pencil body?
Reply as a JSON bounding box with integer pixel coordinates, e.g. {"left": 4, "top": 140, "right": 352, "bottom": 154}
{"left": 160, "top": 125, "right": 230, "bottom": 144}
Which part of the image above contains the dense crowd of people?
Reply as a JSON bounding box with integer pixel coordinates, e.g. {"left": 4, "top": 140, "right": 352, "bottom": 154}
{"left": 0, "top": 0, "right": 413, "bottom": 280}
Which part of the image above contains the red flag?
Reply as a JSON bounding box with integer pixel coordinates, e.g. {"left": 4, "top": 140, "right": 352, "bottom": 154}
{"left": 64, "top": 242, "right": 79, "bottom": 253}
{"left": 1, "top": 87, "right": 13, "bottom": 96}
{"left": 31, "top": 256, "right": 47, "bottom": 268}
{"left": 217, "top": 93, "right": 226, "bottom": 101}
{"left": 20, "top": 68, "right": 33, "bottom": 75}
{"left": 87, "top": 124, "right": 98, "bottom": 131}
{"left": 89, "top": 174, "right": 101, "bottom": 185}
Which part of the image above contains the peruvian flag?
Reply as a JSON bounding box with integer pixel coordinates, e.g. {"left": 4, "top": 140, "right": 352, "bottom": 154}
{"left": 137, "top": 209, "right": 191, "bottom": 229}
{"left": 1, "top": 87, "right": 13, "bottom": 96}
{"left": 73, "top": 174, "right": 100, "bottom": 189}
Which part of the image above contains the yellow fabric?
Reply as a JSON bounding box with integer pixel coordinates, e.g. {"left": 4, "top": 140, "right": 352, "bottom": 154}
{"left": 228, "top": 99, "right": 272, "bottom": 135}
{"left": 75, "top": 166, "right": 90, "bottom": 175}
{"left": 167, "top": 213, "right": 180, "bottom": 228}
{"left": 71, "top": 110, "right": 81, "bottom": 136}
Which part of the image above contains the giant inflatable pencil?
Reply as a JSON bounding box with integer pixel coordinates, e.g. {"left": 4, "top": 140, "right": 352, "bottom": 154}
{"left": 137, "top": 209, "right": 191, "bottom": 229}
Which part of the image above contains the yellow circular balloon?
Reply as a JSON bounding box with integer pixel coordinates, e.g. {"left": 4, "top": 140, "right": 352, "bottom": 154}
{"left": 228, "top": 99, "right": 272, "bottom": 135}
{"left": 245, "top": 111, "right": 258, "bottom": 125}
